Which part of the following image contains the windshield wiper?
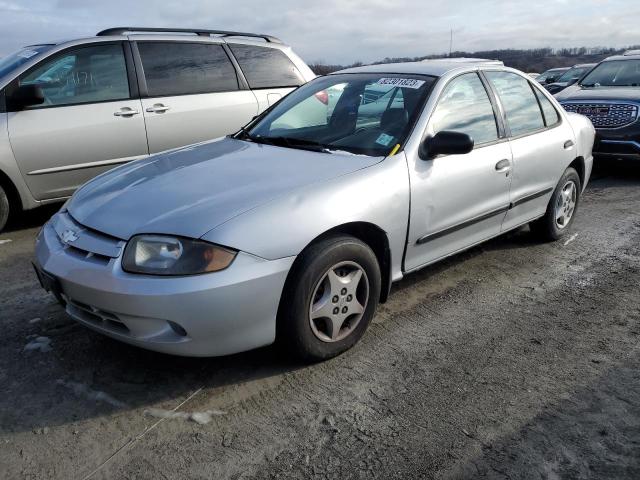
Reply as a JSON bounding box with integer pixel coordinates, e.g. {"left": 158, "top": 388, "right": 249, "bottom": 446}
{"left": 257, "top": 136, "right": 331, "bottom": 153}
{"left": 234, "top": 126, "right": 258, "bottom": 142}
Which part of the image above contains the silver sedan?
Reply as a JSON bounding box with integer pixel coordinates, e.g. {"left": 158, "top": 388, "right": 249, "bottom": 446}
{"left": 34, "top": 61, "right": 595, "bottom": 361}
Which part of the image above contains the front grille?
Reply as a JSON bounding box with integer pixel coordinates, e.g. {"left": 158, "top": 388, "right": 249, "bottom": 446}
{"left": 52, "top": 211, "right": 124, "bottom": 263}
{"left": 562, "top": 102, "right": 639, "bottom": 129}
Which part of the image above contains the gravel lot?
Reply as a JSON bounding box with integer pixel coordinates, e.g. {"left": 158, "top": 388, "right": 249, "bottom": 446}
{"left": 1, "top": 162, "right": 639, "bottom": 480}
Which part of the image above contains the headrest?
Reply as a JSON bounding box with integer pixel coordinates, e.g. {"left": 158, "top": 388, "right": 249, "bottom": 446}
{"left": 380, "top": 108, "right": 409, "bottom": 134}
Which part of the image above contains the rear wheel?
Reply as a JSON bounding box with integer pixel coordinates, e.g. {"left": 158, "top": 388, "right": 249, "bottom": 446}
{"left": 530, "top": 167, "right": 581, "bottom": 241}
{"left": 0, "top": 184, "right": 9, "bottom": 233}
{"left": 278, "top": 235, "right": 381, "bottom": 362}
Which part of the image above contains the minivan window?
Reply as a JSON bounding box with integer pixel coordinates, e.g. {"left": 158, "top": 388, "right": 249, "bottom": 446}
{"left": 228, "top": 44, "right": 305, "bottom": 89}
{"left": 431, "top": 73, "right": 499, "bottom": 145}
{"left": 138, "top": 42, "right": 239, "bottom": 97}
{"left": 19, "top": 43, "right": 129, "bottom": 107}
{"left": 486, "top": 71, "right": 545, "bottom": 136}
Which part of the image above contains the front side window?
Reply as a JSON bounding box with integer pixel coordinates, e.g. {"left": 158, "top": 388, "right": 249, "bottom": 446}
{"left": 19, "top": 43, "right": 129, "bottom": 107}
{"left": 557, "top": 66, "right": 591, "bottom": 83}
{"left": 580, "top": 60, "right": 640, "bottom": 87}
{"left": 244, "top": 74, "right": 435, "bottom": 156}
{"left": 485, "top": 71, "right": 545, "bottom": 136}
{"left": 430, "top": 73, "right": 499, "bottom": 145}
{"left": 229, "top": 44, "right": 305, "bottom": 89}
{"left": 138, "top": 42, "right": 239, "bottom": 96}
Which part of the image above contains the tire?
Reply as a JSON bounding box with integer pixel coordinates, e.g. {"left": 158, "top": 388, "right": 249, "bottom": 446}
{"left": 530, "top": 167, "right": 581, "bottom": 241}
{"left": 0, "top": 184, "right": 9, "bottom": 233}
{"left": 278, "top": 234, "right": 381, "bottom": 362}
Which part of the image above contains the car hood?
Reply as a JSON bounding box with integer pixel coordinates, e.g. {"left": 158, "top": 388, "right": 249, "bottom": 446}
{"left": 555, "top": 85, "right": 640, "bottom": 102}
{"left": 68, "top": 137, "right": 381, "bottom": 240}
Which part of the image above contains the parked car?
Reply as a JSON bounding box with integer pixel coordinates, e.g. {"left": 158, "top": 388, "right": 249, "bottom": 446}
{"left": 0, "top": 27, "right": 315, "bottom": 231}
{"left": 34, "top": 61, "right": 594, "bottom": 361}
{"left": 556, "top": 51, "right": 640, "bottom": 160}
{"left": 536, "top": 67, "right": 570, "bottom": 84}
{"left": 545, "top": 63, "right": 595, "bottom": 94}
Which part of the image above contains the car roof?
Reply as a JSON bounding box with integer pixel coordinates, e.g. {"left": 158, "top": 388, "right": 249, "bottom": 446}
{"left": 334, "top": 59, "right": 506, "bottom": 77}
{"left": 603, "top": 53, "right": 640, "bottom": 61}
{"left": 22, "top": 27, "right": 290, "bottom": 49}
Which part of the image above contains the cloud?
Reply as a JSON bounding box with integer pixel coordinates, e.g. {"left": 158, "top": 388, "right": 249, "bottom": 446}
{"left": 0, "top": 0, "right": 638, "bottom": 64}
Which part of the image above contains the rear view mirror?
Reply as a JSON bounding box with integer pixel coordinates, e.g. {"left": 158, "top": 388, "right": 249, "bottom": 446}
{"left": 9, "top": 84, "right": 45, "bottom": 110}
{"left": 420, "top": 131, "right": 474, "bottom": 159}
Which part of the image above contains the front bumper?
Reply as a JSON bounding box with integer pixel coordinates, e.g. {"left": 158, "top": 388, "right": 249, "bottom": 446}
{"left": 592, "top": 121, "right": 640, "bottom": 160}
{"left": 34, "top": 217, "right": 294, "bottom": 356}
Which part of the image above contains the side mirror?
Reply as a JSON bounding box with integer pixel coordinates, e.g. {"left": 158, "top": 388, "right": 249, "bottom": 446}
{"left": 8, "top": 84, "right": 45, "bottom": 110}
{"left": 420, "top": 131, "right": 474, "bottom": 159}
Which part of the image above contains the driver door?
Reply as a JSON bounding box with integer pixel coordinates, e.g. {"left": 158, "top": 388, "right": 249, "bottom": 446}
{"left": 404, "top": 72, "right": 513, "bottom": 271}
{"left": 7, "top": 42, "right": 148, "bottom": 200}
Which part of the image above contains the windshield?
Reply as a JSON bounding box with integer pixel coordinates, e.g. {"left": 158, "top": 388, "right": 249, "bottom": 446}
{"left": 0, "top": 45, "right": 52, "bottom": 79}
{"left": 538, "top": 68, "right": 566, "bottom": 82}
{"left": 580, "top": 60, "right": 640, "bottom": 87}
{"left": 242, "top": 73, "right": 435, "bottom": 156}
{"left": 557, "top": 66, "right": 592, "bottom": 83}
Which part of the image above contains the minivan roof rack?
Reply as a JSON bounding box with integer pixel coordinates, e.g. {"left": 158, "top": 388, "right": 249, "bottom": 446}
{"left": 96, "top": 27, "right": 283, "bottom": 44}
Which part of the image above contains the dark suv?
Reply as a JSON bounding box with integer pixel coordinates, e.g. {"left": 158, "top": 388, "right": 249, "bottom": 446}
{"left": 556, "top": 51, "right": 640, "bottom": 161}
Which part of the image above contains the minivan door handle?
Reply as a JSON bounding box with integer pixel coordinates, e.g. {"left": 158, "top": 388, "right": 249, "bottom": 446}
{"left": 114, "top": 107, "right": 140, "bottom": 117}
{"left": 564, "top": 140, "right": 575, "bottom": 149}
{"left": 146, "top": 104, "right": 171, "bottom": 113}
{"left": 495, "top": 159, "right": 511, "bottom": 173}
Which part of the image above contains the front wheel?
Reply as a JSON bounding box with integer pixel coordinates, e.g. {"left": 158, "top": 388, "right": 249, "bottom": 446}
{"left": 530, "top": 167, "right": 581, "bottom": 241}
{"left": 278, "top": 235, "right": 381, "bottom": 362}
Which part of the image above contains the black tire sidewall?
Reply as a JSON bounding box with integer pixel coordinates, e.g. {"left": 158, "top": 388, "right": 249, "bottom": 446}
{"left": 0, "top": 185, "right": 9, "bottom": 232}
{"left": 540, "top": 167, "right": 581, "bottom": 240}
{"left": 280, "top": 235, "right": 381, "bottom": 361}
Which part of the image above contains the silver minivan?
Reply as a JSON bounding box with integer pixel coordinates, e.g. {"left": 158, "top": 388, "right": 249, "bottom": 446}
{"left": 0, "top": 27, "right": 315, "bottom": 231}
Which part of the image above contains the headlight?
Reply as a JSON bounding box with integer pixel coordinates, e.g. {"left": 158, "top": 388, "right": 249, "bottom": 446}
{"left": 122, "top": 235, "right": 237, "bottom": 275}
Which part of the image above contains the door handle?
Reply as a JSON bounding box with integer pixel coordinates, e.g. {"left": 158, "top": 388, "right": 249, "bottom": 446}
{"left": 114, "top": 107, "right": 140, "bottom": 117}
{"left": 145, "top": 104, "right": 170, "bottom": 113}
{"left": 495, "top": 159, "right": 511, "bottom": 173}
{"left": 564, "top": 140, "right": 575, "bottom": 149}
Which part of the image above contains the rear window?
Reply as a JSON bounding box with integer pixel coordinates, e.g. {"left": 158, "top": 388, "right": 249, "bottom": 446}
{"left": 228, "top": 44, "right": 305, "bottom": 89}
{"left": 138, "top": 42, "right": 239, "bottom": 97}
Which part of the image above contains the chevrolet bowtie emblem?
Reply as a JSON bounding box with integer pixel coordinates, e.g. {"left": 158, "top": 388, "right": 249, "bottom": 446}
{"left": 61, "top": 229, "right": 79, "bottom": 243}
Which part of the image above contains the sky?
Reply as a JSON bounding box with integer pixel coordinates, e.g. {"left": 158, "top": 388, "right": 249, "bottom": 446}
{"left": 1, "top": 0, "right": 639, "bottom": 64}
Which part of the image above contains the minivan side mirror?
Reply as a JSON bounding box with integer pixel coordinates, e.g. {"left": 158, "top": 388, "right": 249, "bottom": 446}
{"left": 420, "top": 131, "right": 474, "bottom": 159}
{"left": 8, "top": 84, "right": 45, "bottom": 110}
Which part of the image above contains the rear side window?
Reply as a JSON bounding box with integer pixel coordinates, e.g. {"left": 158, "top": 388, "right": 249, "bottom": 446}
{"left": 485, "top": 71, "right": 545, "bottom": 136}
{"left": 533, "top": 88, "right": 560, "bottom": 126}
{"left": 229, "top": 44, "right": 304, "bottom": 89}
{"left": 138, "top": 42, "right": 238, "bottom": 96}
{"left": 430, "top": 72, "right": 499, "bottom": 145}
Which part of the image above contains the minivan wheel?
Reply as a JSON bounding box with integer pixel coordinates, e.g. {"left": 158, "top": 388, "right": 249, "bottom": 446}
{"left": 278, "top": 235, "right": 381, "bottom": 362}
{"left": 0, "top": 184, "right": 9, "bottom": 233}
{"left": 530, "top": 167, "right": 581, "bottom": 241}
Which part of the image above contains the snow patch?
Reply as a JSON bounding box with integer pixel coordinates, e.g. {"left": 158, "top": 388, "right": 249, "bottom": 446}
{"left": 0, "top": 239, "right": 12, "bottom": 245}
{"left": 144, "top": 407, "right": 226, "bottom": 425}
{"left": 56, "top": 379, "right": 128, "bottom": 408}
{"left": 564, "top": 233, "right": 578, "bottom": 246}
{"left": 24, "top": 336, "right": 52, "bottom": 353}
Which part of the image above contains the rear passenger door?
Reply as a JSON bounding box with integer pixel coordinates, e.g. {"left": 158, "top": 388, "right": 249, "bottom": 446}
{"left": 135, "top": 41, "right": 259, "bottom": 153}
{"left": 228, "top": 43, "right": 306, "bottom": 111}
{"left": 483, "top": 71, "right": 576, "bottom": 231}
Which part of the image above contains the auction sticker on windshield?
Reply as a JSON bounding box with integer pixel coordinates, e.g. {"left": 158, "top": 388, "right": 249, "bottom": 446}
{"left": 376, "top": 78, "right": 425, "bottom": 89}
